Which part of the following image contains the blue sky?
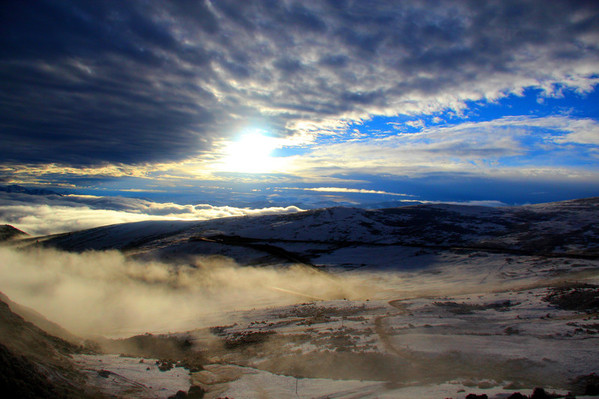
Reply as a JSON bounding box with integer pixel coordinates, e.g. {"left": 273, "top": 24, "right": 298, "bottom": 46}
{"left": 1, "top": 0, "right": 598, "bottom": 211}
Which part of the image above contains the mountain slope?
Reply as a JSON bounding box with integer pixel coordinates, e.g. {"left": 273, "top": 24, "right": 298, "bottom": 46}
{"left": 0, "top": 295, "right": 100, "bottom": 398}
{"left": 35, "top": 197, "right": 599, "bottom": 267}
{"left": 0, "top": 292, "right": 79, "bottom": 344}
{"left": 0, "top": 184, "right": 62, "bottom": 196}
{"left": 0, "top": 225, "right": 28, "bottom": 241}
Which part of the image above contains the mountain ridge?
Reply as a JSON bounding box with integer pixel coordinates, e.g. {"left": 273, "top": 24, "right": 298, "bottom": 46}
{"left": 0, "top": 224, "right": 28, "bottom": 241}
{"left": 0, "top": 184, "right": 63, "bottom": 197}
{"left": 27, "top": 197, "right": 599, "bottom": 268}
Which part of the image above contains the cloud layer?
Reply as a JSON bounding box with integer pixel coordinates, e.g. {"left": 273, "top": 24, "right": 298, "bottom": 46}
{"left": 1, "top": 0, "right": 598, "bottom": 166}
{"left": 288, "top": 115, "right": 599, "bottom": 179}
{"left": 0, "top": 191, "right": 301, "bottom": 236}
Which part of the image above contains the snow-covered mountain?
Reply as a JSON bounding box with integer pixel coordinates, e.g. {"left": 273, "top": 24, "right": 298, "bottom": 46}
{"left": 33, "top": 197, "right": 599, "bottom": 268}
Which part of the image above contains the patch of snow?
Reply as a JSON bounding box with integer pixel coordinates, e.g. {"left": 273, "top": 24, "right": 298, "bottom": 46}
{"left": 73, "top": 354, "right": 191, "bottom": 399}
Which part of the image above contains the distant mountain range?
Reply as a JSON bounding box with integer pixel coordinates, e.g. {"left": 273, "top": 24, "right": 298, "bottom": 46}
{"left": 0, "top": 184, "right": 63, "bottom": 197}
{"left": 29, "top": 197, "right": 599, "bottom": 268}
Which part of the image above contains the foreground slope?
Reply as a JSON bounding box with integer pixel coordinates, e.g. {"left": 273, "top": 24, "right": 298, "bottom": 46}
{"left": 0, "top": 294, "right": 94, "bottom": 398}
{"left": 0, "top": 293, "right": 197, "bottom": 399}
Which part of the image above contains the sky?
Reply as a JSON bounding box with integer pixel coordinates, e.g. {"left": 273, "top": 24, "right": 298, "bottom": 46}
{"left": 1, "top": 0, "right": 599, "bottom": 223}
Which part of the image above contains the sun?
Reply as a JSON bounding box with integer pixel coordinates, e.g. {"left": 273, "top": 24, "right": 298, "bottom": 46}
{"left": 219, "top": 131, "right": 282, "bottom": 173}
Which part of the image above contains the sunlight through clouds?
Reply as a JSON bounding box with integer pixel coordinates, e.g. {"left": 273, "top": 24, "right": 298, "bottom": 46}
{"left": 1, "top": 1, "right": 598, "bottom": 204}
{"left": 219, "top": 131, "right": 280, "bottom": 173}
{"left": 209, "top": 128, "right": 306, "bottom": 174}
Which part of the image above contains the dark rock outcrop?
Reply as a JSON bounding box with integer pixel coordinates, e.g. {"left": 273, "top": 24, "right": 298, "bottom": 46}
{"left": 0, "top": 225, "right": 28, "bottom": 241}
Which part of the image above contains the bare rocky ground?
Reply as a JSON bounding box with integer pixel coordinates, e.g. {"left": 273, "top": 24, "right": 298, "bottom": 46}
{"left": 178, "top": 271, "right": 599, "bottom": 399}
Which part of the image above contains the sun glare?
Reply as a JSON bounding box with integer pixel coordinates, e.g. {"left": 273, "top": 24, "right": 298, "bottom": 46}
{"left": 219, "top": 131, "right": 283, "bottom": 173}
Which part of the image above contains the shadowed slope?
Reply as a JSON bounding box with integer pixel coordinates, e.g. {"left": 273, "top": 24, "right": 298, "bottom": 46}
{"left": 0, "top": 294, "right": 102, "bottom": 398}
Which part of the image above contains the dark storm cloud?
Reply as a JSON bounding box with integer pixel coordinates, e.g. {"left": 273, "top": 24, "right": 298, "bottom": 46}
{"left": 1, "top": 0, "right": 598, "bottom": 166}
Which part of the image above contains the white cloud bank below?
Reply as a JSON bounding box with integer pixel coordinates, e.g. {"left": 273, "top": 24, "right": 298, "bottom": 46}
{"left": 0, "top": 192, "right": 302, "bottom": 236}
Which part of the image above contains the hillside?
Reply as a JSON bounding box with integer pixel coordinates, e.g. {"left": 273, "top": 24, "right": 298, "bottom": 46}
{"left": 0, "top": 225, "right": 28, "bottom": 241}
{"left": 0, "top": 293, "right": 196, "bottom": 398}
{"left": 0, "top": 292, "right": 80, "bottom": 344}
{"left": 0, "top": 295, "right": 92, "bottom": 398}
{"left": 35, "top": 197, "right": 599, "bottom": 268}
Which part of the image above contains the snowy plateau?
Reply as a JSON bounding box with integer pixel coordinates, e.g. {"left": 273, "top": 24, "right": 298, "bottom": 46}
{"left": 1, "top": 198, "right": 599, "bottom": 399}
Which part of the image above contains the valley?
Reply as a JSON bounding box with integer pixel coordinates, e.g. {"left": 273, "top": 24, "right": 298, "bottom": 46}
{"left": 1, "top": 198, "right": 598, "bottom": 398}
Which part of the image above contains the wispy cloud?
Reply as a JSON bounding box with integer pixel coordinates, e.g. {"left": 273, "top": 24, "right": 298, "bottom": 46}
{"left": 294, "top": 187, "right": 413, "bottom": 197}
{"left": 285, "top": 115, "right": 599, "bottom": 179}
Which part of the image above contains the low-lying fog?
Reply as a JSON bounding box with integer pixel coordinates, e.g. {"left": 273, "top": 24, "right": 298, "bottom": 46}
{"left": 0, "top": 247, "right": 494, "bottom": 337}
{"left": 0, "top": 244, "right": 582, "bottom": 338}
{"left": 0, "top": 246, "right": 373, "bottom": 336}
